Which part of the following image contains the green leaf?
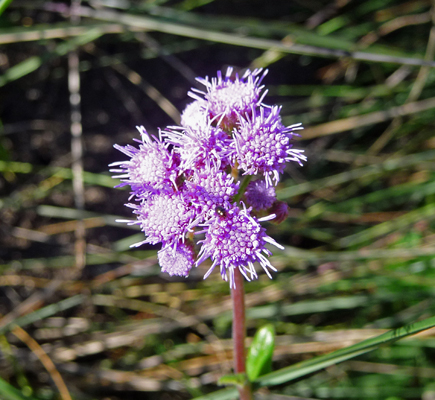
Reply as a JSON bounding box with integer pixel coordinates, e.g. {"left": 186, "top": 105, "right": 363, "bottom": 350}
{"left": 246, "top": 324, "right": 275, "bottom": 381}
{"left": 0, "top": 0, "right": 13, "bottom": 18}
{"left": 0, "top": 377, "right": 39, "bottom": 400}
{"left": 218, "top": 373, "right": 248, "bottom": 387}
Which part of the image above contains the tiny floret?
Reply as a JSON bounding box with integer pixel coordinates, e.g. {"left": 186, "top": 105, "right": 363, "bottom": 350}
{"left": 110, "top": 126, "right": 177, "bottom": 198}
{"left": 132, "top": 191, "right": 195, "bottom": 246}
{"left": 180, "top": 100, "right": 208, "bottom": 130}
{"left": 190, "top": 67, "right": 268, "bottom": 128}
{"left": 270, "top": 201, "right": 290, "bottom": 224}
{"left": 158, "top": 241, "right": 195, "bottom": 277}
{"left": 183, "top": 168, "right": 239, "bottom": 220}
{"left": 245, "top": 179, "right": 276, "bottom": 210}
{"left": 233, "top": 106, "right": 306, "bottom": 187}
{"left": 164, "top": 123, "right": 231, "bottom": 171}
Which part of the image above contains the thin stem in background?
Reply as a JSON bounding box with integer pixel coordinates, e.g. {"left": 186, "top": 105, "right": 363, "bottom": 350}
{"left": 12, "top": 325, "right": 72, "bottom": 400}
{"left": 69, "top": 0, "right": 86, "bottom": 271}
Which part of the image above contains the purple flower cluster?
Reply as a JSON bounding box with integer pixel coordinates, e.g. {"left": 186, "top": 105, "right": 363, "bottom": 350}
{"left": 110, "top": 67, "right": 306, "bottom": 287}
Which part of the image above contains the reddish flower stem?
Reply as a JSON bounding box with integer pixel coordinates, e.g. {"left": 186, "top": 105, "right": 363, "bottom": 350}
{"left": 231, "top": 268, "right": 253, "bottom": 400}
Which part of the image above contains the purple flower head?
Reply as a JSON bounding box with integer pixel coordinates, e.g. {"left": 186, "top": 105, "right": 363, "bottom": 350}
{"left": 232, "top": 105, "right": 306, "bottom": 187}
{"left": 184, "top": 168, "right": 239, "bottom": 220}
{"left": 245, "top": 179, "right": 276, "bottom": 210}
{"left": 158, "top": 240, "right": 195, "bottom": 277}
{"left": 163, "top": 122, "right": 231, "bottom": 171}
{"left": 110, "top": 126, "right": 178, "bottom": 198}
{"left": 190, "top": 67, "right": 268, "bottom": 129}
{"left": 196, "top": 203, "right": 283, "bottom": 288}
{"left": 180, "top": 100, "right": 208, "bottom": 130}
{"left": 129, "top": 191, "right": 195, "bottom": 247}
{"left": 269, "top": 200, "right": 289, "bottom": 224}
{"left": 111, "top": 67, "right": 306, "bottom": 286}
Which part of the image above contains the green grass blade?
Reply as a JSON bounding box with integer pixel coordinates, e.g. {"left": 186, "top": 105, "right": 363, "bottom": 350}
{"left": 280, "top": 246, "right": 435, "bottom": 263}
{"left": 255, "top": 315, "right": 435, "bottom": 387}
{"left": 0, "top": 295, "right": 84, "bottom": 335}
{"left": 0, "top": 376, "right": 39, "bottom": 400}
{"left": 0, "top": 29, "right": 103, "bottom": 87}
{"left": 0, "top": 21, "right": 124, "bottom": 44}
{"left": 77, "top": 6, "right": 435, "bottom": 67}
{"left": 0, "top": 0, "right": 13, "bottom": 18}
{"left": 277, "top": 150, "right": 435, "bottom": 199}
{"left": 0, "top": 160, "right": 116, "bottom": 188}
{"left": 336, "top": 202, "right": 435, "bottom": 248}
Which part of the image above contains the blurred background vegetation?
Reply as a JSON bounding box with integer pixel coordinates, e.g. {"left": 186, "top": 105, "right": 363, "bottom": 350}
{"left": 2, "top": 0, "right": 435, "bottom": 399}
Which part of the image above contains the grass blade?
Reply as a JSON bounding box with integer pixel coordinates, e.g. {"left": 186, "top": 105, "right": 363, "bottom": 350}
{"left": 0, "top": 376, "right": 39, "bottom": 400}
{"left": 0, "top": 0, "right": 13, "bottom": 18}
{"left": 255, "top": 315, "right": 435, "bottom": 387}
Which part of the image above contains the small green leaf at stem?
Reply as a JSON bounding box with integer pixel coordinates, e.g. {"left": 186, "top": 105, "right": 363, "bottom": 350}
{"left": 0, "top": 0, "right": 13, "bottom": 18}
{"left": 246, "top": 324, "right": 275, "bottom": 381}
{"left": 218, "top": 373, "right": 248, "bottom": 387}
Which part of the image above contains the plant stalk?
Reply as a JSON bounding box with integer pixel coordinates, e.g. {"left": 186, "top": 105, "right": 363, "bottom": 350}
{"left": 231, "top": 268, "right": 253, "bottom": 400}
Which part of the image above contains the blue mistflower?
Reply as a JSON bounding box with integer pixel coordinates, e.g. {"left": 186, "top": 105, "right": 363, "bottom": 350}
{"left": 129, "top": 191, "right": 195, "bottom": 247}
{"left": 245, "top": 179, "right": 276, "bottom": 210}
{"left": 270, "top": 201, "right": 290, "bottom": 224}
{"left": 233, "top": 106, "right": 306, "bottom": 187}
{"left": 112, "top": 67, "right": 306, "bottom": 285}
{"left": 190, "top": 67, "right": 268, "bottom": 128}
{"left": 180, "top": 100, "right": 208, "bottom": 130}
{"left": 164, "top": 123, "right": 231, "bottom": 171}
{"left": 184, "top": 168, "right": 239, "bottom": 220}
{"left": 110, "top": 126, "right": 178, "bottom": 198}
{"left": 158, "top": 241, "right": 195, "bottom": 277}
{"left": 196, "top": 203, "right": 283, "bottom": 288}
